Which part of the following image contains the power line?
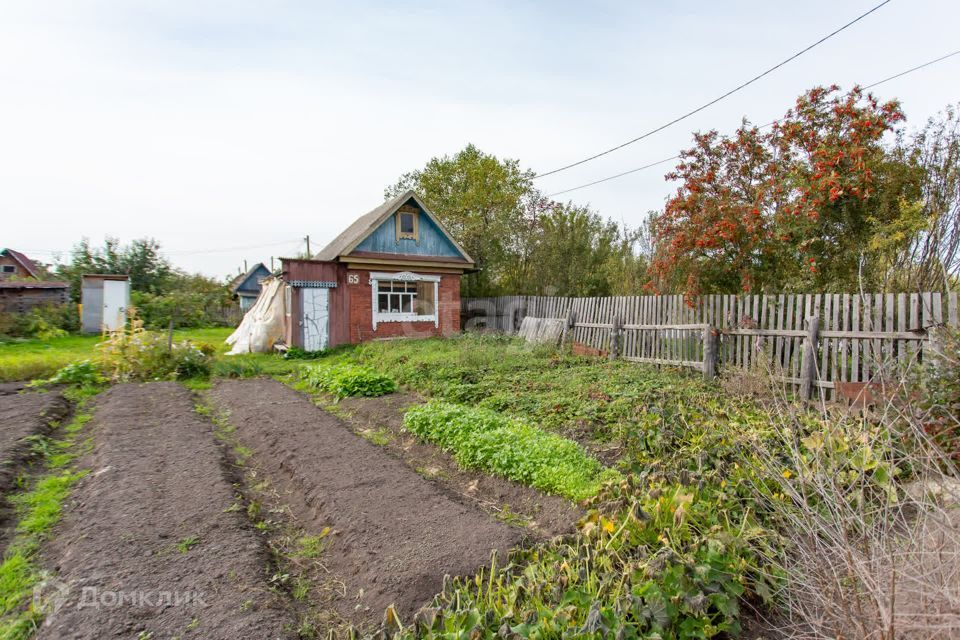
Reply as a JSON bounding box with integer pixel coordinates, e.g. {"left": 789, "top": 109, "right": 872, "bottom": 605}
{"left": 546, "top": 47, "right": 960, "bottom": 198}
{"left": 547, "top": 156, "right": 679, "bottom": 197}
{"left": 165, "top": 239, "right": 302, "bottom": 256}
{"left": 12, "top": 239, "right": 303, "bottom": 258}
{"left": 862, "top": 49, "right": 960, "bottom": 89}
{"left": 534, "top": 0, "right": 894, "bottom": 179}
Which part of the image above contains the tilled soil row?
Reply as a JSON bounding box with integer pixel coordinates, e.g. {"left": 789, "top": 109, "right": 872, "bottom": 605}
{"left": 0, "top": 388, "right": 69, "bottom": 484}
{"left": 209, "top": 379, "right": 525, "bottom": 628}
{"left": 0, "top": 388, "right": 70, "bottom": 553}
{"left": 39, "top": 382, "right": 295, "bottom": 640}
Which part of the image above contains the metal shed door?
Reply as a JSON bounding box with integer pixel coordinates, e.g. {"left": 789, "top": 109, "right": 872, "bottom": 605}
{"left": 102, "top": 280, "right": 127, "bottom": 331}
{"left": 301, "top": 288, "right": 329, "bottom": 351}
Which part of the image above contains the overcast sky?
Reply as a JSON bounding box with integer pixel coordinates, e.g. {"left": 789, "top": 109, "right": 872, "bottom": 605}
{"left": 2, "top": 0, "right": 958, "bottom": 279}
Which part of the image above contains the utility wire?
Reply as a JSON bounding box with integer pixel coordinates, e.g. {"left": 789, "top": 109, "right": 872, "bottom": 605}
{"left": 862, "top": 49, "right": 960, "bottom": 89}
{"left": 547, "top": 47, "right": 960, "bottom": 198}
{"left": 534, "top": 0, "right": 894, "bottom": 179}
{"left": 165, "top": 239, "right": 302, "bottom": 255}
{"left": 14, "top": 239, "right": 303, "bottom": 258}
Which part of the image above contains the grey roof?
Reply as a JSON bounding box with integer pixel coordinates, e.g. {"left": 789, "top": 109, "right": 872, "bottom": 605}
{"left": 313, "top": 190, "right": 474, "bottom": 264}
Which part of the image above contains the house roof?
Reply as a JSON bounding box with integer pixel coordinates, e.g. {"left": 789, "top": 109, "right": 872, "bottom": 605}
{"left": 0, "top": 280, "right": 67, "bottom": 290}
{"left": 0, "top": 248, "right": 41, "bottom": 278}
{"left": 313, "top": 190, "right": 474, "bottom": 265}
{"left": 229, "top": 263, "right": 270, "bottom": 295}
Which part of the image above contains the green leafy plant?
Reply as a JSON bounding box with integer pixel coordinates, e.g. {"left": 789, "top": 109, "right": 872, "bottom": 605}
{"left": 29, "top": 360, "right": 105, "bottom": 388}
{"left": 403, "top": 401, "right": 619, "bottom": 501}
{"left": 301, "top": 363, "right": 396, "bottom": 399}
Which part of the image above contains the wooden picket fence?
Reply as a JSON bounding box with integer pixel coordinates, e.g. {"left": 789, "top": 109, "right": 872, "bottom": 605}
{"left": 462, "top": 292, "right": 959, "bottom": 401}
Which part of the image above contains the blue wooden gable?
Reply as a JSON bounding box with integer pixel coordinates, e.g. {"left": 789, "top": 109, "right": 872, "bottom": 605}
{"left": 351, "top": 200, "right": 466, "bottom": 259}
{"left": 233, "top": 263, "right": 271, "bottom": 295}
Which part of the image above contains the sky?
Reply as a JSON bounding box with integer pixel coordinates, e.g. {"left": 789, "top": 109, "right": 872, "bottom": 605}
{"left": 2, "top": 0, "right": 958, "bottom": 279}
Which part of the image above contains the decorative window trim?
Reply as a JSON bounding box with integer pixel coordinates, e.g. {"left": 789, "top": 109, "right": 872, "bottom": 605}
{"left": 369, "top": 271, "right": 440, "bottom": 329}
{"left": 288, "top": 280, "right": 337, "bottom": 288}
{"left": 395, "top": 210, "right": 419, "bottom": 242}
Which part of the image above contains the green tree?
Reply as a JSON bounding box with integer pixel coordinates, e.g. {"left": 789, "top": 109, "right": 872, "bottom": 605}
{"left": 56, "top": 237, "right": 174, "bottom": 301}
{"left": 385, "top": 144, "right": 535, "bottom": 297}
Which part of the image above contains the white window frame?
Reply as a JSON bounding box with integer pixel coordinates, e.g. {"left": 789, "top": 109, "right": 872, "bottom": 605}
{"left": 370, "top": 271, "right": 440, "bottom": 329}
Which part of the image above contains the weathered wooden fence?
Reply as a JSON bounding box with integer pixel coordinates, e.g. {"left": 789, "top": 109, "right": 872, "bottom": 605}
{"left": 462, "top": 292, "right": 959, "bottom": 400}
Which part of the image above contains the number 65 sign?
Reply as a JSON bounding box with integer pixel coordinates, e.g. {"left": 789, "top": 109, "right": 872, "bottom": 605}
{"left": 347, "top": 274, "right": 360, "bottom": 285}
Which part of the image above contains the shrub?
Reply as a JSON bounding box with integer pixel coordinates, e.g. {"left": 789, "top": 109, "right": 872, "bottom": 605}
{"left": 29, "top": 361, "right": 105, "bottom": 388}
{"left": 0, "top": 304, "right": 78, "bottom": 340}
{"left": 910, "top": 327, "right": 960, "bottom": 459}
{"left": 97, "top": 318, "right": 212, "bottom": 381}
{"left": 302, "top": 363, "right": 396, "bottom": 399}
{"left": 403, "top": 401, "right": 619, "bottom": 501}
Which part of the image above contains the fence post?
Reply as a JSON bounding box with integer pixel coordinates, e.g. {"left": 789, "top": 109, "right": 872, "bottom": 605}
{"left": 800, "top": 316, "right": 821, "bottom": 400}
{"left": 609, "top": 315, "right": 621, "bottom": 360}
{"left": 561, "top": 309, "right": 576, "bottom": 347}
{"left": 702, "top": 325, "right": 717, "bottom": 380}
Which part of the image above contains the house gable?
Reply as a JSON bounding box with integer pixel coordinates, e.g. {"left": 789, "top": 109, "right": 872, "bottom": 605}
{"left": 351, "top": 199, "right": 465, "bottom": 260}
{"left": 314, "top": 191, "right": 474, "bottom": 267}
{"left": 232, "top": 263, "right": 271, "bottom": 295}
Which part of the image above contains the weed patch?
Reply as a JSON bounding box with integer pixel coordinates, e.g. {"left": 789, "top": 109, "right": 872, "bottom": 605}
{"left": 0, "top": 393, "right": 95, "bottom": 638}
{"left": 301, "top": 363, "right": 396, "bottom": 399}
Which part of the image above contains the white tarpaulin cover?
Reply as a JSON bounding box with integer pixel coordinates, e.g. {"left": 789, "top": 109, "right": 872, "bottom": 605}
{"left": 225, "top": 277, "right": 286, "bottom": 355}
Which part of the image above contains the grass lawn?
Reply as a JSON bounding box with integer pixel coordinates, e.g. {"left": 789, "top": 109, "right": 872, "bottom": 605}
{"left": 0, "top": 327, "right": 234, "bottom": 382}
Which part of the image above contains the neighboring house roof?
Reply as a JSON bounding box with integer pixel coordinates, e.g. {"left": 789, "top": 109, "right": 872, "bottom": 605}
{"left": 313, "top": 190, "right": 474, "bottom": 265}
{"left": 0, "top": 281, "right": 68, "bottom": 290}
{"left": 0, "top": 248, "right": 41, "bottom": 278}
{"left": 230, "top": 263, "right": 271, "bottom": 295}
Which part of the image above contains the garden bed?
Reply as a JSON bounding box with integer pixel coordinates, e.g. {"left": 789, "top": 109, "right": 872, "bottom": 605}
{"left": 208, "top": 378, "right": 525, "bottom": 628}
{"left": 38, "top": 383, "right": 295, "bottom": 639}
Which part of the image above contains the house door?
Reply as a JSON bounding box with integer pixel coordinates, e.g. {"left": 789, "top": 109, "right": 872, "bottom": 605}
{"left": 101, "top": 280, "right": 127, "bottom": 331}
{"left": 301, "top": 288, "right": 329, "bottom": 351}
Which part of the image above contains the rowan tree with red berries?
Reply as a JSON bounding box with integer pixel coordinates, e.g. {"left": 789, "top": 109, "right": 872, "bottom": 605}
{"left": 649, "top": 86, "right": 911, "bottom": 296}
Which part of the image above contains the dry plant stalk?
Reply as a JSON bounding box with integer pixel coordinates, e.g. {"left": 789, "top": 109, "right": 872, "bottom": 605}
{"left": 738, "top": 346, "right": 960, "bottom": 639}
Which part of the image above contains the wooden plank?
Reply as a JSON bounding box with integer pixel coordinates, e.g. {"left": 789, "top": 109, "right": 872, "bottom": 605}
{"left": 851, "top": 296, "right": 860, "bottom": 383}
{"left": 883, "top": 293, "right": 894, "bottom": 379}
{"left": 908, "top": 293, "right": 920, "bottom": 365}
{"left": 921, "top": 292, "right": 932, "bottom": 362}
{"left": 873, "top": 294, "right": 883, "bottom": 376}
{"left": 896, "top": 293, "right": 907, "bottom": 375}
{"left": 820, "top": 294, "right": 832, "bottom": 398}
{"left": 861, "top": 294, "right": 873, "bottom": 381}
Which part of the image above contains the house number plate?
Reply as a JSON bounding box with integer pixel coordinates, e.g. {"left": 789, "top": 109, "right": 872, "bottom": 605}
{"left": 348, "top": 274, "right": 359, "bottom": 284}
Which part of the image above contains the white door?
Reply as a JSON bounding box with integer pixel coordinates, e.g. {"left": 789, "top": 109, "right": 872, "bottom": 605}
{"left": 301, "top": 288, "right": 329, "bottom": 351}
{"left": 102, "top": 280, "right": 127, "bottom": 331}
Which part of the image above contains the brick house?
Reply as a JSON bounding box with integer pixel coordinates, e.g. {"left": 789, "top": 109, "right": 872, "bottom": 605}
{"left": 281, "top": 191, "right": 474, "bottom": 350}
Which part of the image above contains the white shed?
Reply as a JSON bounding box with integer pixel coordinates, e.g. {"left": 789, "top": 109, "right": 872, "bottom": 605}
{"left": 81, "top": 274, "right": 131, "bottom": 333}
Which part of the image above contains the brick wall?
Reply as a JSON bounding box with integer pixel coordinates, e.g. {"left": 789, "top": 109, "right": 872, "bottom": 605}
{"left": 346, "top": 269, "right": 460, "bottom": 343}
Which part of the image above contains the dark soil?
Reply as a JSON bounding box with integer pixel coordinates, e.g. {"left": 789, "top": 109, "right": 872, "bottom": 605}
{"left": 209, "top": 379, "right": 525, "bottom": 629}
{"left": 38, "top": 383, "right": 295, "bottom": 640}
{"left": 329, "top": 391, "right": 582, "bottom": 537}
{"left": 0, "top": 388, "right": 69, "bottom": 553}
